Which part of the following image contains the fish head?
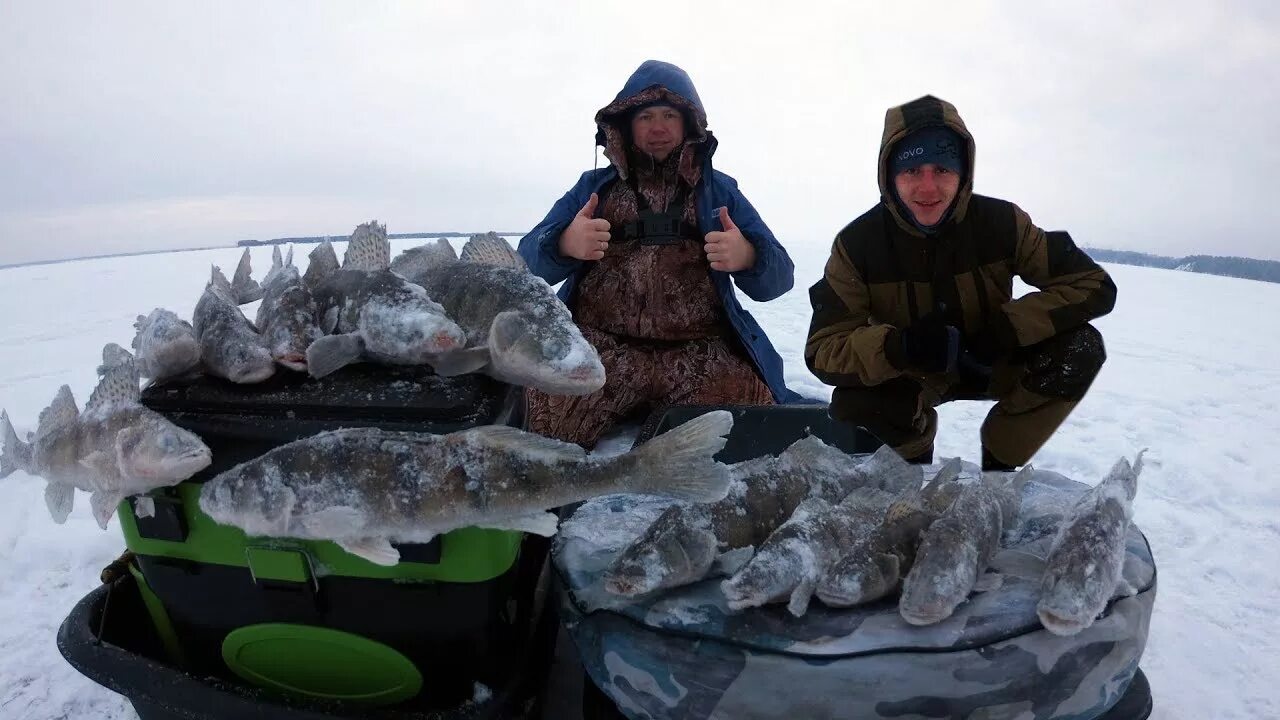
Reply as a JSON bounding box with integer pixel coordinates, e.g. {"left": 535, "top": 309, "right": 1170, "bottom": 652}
{"left": 604, "top": 513, "right": 717, "bottom": 596}
{"left": 263, "top": 286, "right": 323, "bottom": 371}
{"left": 721, "top": 541, "right": 808, "bottom": 609}
{"left": 1036, "top": 565, "right": 1096, "bottom": 635}
{"left": 201, "top": 464, "right": 299, "bottom": 536}
{"left": 358, "top": 286, "right": 466, "bottom": 362}
{"left": 114, "top": 419, "right": 211, "bottom": 484}
{"left": 898, "top": 532, "right": 979, "bottom": 625}
{"left": 489, "top": 311, "right": 605, "bottom": 395}
{"left": 819, "top": 551, "right": 900, "bottom": 606}
{"left": 221, "top": 342, "right": 276, "bottom": 384}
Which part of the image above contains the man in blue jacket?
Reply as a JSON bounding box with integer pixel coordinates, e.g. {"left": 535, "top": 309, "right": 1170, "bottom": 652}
{"left": 518, "top": 60, "right": 799, "bottom": 447}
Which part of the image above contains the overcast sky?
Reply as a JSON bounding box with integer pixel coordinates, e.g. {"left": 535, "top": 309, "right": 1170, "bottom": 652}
{"left": 2, "top": 1, "right": 1277, "bottom": 265}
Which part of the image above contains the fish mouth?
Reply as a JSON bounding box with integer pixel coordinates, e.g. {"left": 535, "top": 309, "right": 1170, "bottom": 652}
{"left": 899, "top": 601, "right": 951, "bottom": 626}
{"left": 532, "top": 365, "right": 606, "bottom": 396}
{"left": 230, "top": 364, "right": 276, "bottom": 384}
{"left": 603, "top": 575, "right": 646, "bottom": 596}
{"left": 427, "top": 330, "right": 461, "bottom": 353}
{"left": 1036, "top": 607, "right": 1085, "bottom": 636}
{"left": 275, "top": 352, "right": 308, "bottom": 372}
{"left": 814, "top": 584, "right": 859, "bottom": 607}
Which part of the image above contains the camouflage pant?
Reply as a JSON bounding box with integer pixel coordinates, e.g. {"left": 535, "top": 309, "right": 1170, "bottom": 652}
{"left": 830, "top": 324, "right": 1105, "bottom": 466}
{"left": 526, "top": 326, "right": 773, "bottom": 448}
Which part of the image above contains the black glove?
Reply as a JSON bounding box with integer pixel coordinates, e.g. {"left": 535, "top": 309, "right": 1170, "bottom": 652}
{"left": 964, "top": 329, "right": 1007, "bottom": 367}
{"left": 892, "top": 312, "right": 960, "bottom": 373}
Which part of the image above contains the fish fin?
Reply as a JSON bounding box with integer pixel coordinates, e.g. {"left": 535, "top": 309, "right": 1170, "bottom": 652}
{"left": 299, "top": 506, "right": 366, "bottom": 536}
{"left": 261, "top": 245, "right": 286, "bottom": 287}
{"left": 85, "top": 344, "right": 141, "bottom": 412}
{"left": 624, "top": 410, "right": 733, "bottom": 502}
{"left": 710, "top": 546, "right": 755, "bottom": 577}
{"left": 878, "top": 552, "right": 902, "bottom": 587}
{"left": 459, "top": 232, "right": 526, "bottom": 270}
{"left": 862, "top": 444, "right": 924, "bottom": 494}
{"left": 973, "top": 571, "right": 1004, "bottom": 593}
{"left": 337, "top": 537, "right": 400, "bottom": 566}
{"left": 79, "top": 450, "right": 117, "bottom": 476}
{"left": 787, "top": 576, "right": 818, "bottom": 617}
{"left": 1115, "top": 578, "right": 1139, "bottom": 598}
{"left": 1, "top": 409, "right": 34, "bottom": 477}
{"left": 428, "top": 346, "right": 491, "bottom": 377}
{"left": 478, "top": 512, "right": 560, "bottom": 536}
{"left": 35, "top": 386, "right": 80, "bottom": 443}
{"left": 134, "top": 496, "right": 156, "bottom": 519}
{"left": 1123, "top": 449, "right": 1147, "bottom": 501}
{"left": 45, "top": 482, "right": 75, "bottom": 523}
{"left": 306, "top": 334, "right": 366, "bottom": 378}
{"left": 342, "top": 221, "right": 391, "bottom": 271}
{"left": 304, "top": 240, "right": 341, "bottom": 289}
{"left": 320, "top": 306, "right": 339, "bottom": 334}
{"left": 131, "top": 313, "right": 149, "bottom": 352}
{"left": 232, "top": 248, "right": 264, "bottom": 303}
{"left": 450, "top": 426, "right": 586, "bottom": 460}
{"left": 390, "top": 238, "right": 458, "bottom": 278}
{"left": 929, "top": 457, "right": 963, "bottom": 486}
{"left": 90, "top": 491, "right": 121, "bottom": 530}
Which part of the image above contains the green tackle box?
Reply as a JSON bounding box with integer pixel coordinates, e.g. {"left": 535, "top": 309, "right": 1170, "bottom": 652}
{"left": 117, "top": 364, "right": 545, "bottom": 711}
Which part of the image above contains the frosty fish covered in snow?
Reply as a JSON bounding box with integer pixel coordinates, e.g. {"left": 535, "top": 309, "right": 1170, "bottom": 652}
{"left": 720, "top": 487, "right": 898, "bottom": 617}
{"left": 131, "top": 308, "right": 201, "bottom": 383}
{"left": 193, "top": 266, "right": 276, "bottom": 384}
{"left": 200, "top": 411, "right": 736, "bottom": 566}
{"left": 1037, "top": 453, "right": 1144, "bottom": 636}
{"left": 304, "top": 222, "right": 467, "bottom": 378}
{"left": 255, "top": 245, "right": 323, "bottom": 372}
{"left": 898, "top": 466, "right": 1030, "bottom": 626}
{"left": 0, "top": 344, "right": 212, "bottom": 528}
{"left": 394, "top": 233, "right": 605, "bottom": 394}
{"left": 816, "top": 458, "right": 965, "bottom": 608}
{"left": 603, "top": 441, "right": 915, "bottom": 598}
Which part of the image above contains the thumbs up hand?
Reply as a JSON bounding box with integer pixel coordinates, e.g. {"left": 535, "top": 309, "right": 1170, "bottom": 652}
{"left": 704, "top": 206, "right": 755, "bottom": 272}
{"left": 558, "top": 193, "right": 613, "bottom": 261}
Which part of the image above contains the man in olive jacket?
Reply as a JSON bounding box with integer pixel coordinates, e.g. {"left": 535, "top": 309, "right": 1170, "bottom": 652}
{"left": 806, "top": 95, "right": 1116, "bottom": 470}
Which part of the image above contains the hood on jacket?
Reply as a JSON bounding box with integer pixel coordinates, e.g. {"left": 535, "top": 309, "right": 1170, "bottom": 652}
{"left": 594, "top": 60, "right": 713, "bottom": 182}
{"left": 877, "top": 95, "right": 977, "bottom": 237}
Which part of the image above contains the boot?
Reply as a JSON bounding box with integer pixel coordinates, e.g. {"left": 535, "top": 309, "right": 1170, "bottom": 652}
{"left": 981, "top": 446, "right": 1017, "bottom": 472}
{"left": 901, "top": 447, "right": 934, "bottom": 465}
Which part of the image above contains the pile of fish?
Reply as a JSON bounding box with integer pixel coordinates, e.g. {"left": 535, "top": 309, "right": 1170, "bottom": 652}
{"left": 0, "top": 221, "right": 624, "bottom": 536}
{"left": 130, "top": 222, "right": 607, "bottom": 396}
{"left": 603, "top": 437, "right": 1145, "bottom": 636}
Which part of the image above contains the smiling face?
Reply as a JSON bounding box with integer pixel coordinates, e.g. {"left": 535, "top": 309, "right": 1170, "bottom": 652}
{"left": 630, "top": 104, "right": 686, "bottom": 161}
{"left": 893, "top": 164, "right": 961, "bottom": 227}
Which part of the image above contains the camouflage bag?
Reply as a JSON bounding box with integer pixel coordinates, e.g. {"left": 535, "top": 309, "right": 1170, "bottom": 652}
{"left": 554, "top": 468, "right": 1155, "bottom": 720}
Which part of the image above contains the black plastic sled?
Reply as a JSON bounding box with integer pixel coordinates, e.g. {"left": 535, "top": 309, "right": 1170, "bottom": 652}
{"left": 58, "top": 545, "right": 559, "bottom": 720}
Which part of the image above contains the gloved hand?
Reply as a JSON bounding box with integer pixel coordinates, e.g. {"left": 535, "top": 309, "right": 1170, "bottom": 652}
{"left": 963, "top": 328, "right": 1008, "bottom": 367}
{"left": 891, "top": 312, "right": 960, "bottom": 373}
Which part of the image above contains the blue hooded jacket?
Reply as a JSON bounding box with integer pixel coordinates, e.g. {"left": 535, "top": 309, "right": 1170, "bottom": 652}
{"left": 517, "top": 60, "right": 801, "bottom": 403}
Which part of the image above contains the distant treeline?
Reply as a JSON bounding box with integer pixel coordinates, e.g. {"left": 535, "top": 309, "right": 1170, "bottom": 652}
{"left": 1085, "top": 248, "right": 1280, "bottom": 285}
{"left": 238, "top": 232, "right": 527, "bottom": 247}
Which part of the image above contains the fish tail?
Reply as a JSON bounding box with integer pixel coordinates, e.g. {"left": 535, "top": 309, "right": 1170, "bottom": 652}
{"left": 624, "top": 410, "right": 733, "bottom": 502}
{"left": 0, "top": 410, "right": 33, "bottom": 478}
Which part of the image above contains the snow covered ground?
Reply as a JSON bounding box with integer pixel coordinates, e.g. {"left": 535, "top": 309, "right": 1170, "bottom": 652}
{"left": 1, "top": 239, "right": 1278, "bottom": 719}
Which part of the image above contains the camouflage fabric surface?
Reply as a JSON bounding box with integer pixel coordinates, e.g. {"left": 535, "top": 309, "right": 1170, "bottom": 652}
{"left": 554, "top": 465, "right": 1155, "bottom": 719}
